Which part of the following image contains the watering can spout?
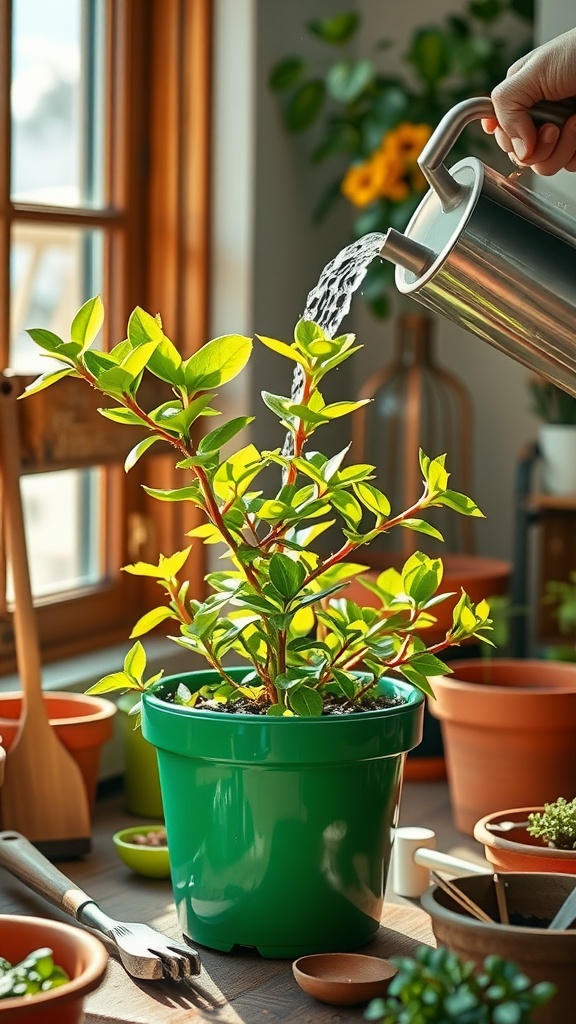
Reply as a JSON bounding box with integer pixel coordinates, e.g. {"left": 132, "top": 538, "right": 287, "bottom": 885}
{"left": 379, "top": 96, "right": 576, "bottom": 399}
{"left": 379, "top": 229, "right": 433, "bottom": 278}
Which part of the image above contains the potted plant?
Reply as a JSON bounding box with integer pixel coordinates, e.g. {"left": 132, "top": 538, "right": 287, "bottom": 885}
{"left": 0, "top": 914, "right": 107, "bottom": 1023}
{"left": 475, "top": 799, "right": 576, "bottom": 875}
{"left": 364, "top": 944, "right": 555, "bottom": 1024}
{"left": 529, "top": 377, "right": 576, "bottom": 496}
{"left": 421, "top": 872, "right": 576, "bottom": 1024}
{"left": 21, "top": 296, "right": 490, "bottom": 957}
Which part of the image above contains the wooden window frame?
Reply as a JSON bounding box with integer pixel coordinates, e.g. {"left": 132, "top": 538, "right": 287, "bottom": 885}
{"left": 0, "top": 0, "right": 211, "bottom": 673}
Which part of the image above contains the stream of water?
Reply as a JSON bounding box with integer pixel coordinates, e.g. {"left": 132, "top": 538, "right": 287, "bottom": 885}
{"left": 283, "top": 232, "right": 385, "bottom": 455}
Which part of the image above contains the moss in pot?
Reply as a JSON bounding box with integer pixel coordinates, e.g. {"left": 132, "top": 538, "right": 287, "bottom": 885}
{"left": 527, "top": 798, "right": 576, "bottom": 851}
{"left": 21, "top": 297, "right": 492, "bottom": 957}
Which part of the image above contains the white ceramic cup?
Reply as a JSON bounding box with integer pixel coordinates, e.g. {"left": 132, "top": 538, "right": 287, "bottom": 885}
{"left": 391, "top": 825, "right": 436, "bottom": 898}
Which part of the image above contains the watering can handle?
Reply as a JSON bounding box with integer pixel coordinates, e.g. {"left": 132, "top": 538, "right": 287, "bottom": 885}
{"left": 418, "top": 95, "right": 576, "bottom": 210}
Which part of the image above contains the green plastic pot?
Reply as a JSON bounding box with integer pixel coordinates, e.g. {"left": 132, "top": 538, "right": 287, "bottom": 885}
{"left": 117, "top": 692, "right": 163, "bottom": 819}
{"left": 141, "top": 668, "right": 424, "bottom": 958}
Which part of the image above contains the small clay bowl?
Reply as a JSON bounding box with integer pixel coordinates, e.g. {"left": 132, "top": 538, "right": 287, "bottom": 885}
{"left": 112, "top": 824, "right": 170, "bottom": 879}
{"left": 292, "top": 952, "right": 397, "bottom": 1006}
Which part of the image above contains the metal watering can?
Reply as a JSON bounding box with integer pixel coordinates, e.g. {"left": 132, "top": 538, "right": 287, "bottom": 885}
{"left": 379, "top": 97, "right": 576, "bottom": 397}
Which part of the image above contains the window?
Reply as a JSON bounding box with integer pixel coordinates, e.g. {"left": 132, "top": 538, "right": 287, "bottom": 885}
{"left": 0, "top": 0, "right": 211, "bottom": 672}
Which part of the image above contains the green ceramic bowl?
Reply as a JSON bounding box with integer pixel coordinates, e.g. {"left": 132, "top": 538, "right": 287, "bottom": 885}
{"left": 112, "top": 824, "right": 170, "bottom": 879}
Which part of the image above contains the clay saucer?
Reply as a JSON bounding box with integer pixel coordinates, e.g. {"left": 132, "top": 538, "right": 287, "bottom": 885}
{"left": 292, "top": 952, "right": 397, "bottom": 1005}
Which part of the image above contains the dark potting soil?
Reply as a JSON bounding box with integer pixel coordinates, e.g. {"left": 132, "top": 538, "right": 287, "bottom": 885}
{"left": 509, "top": 913, "right": 551, "bottom": 929}
{"left": 162, "top": 692, "right": 407, "bottom": 716}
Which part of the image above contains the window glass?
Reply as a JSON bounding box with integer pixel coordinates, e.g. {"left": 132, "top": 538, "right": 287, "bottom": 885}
{"left": 10, "top": 222, "right": 103, "bottom": 370}
{"left": 6, "top": 468, "right": 103, "bottom": 600}
{"left": 11, "top": 0, "right": 106, "bottom": 206}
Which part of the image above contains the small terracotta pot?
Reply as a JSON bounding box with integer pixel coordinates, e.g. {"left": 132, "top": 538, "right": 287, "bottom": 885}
{"left": 428, "top": 659, "right": 576, "bottom": 834}
{"left": 0, "top": 914, "right": 107, "bottom": 1022}
{"left": 0, "top": 692, "right": 116, "bottom": 814}
{"left": 422, "top": 872, "right": 576, "bottom": 1024}
{"left": 474, "top": 807, "right": 576, "bottom": 874}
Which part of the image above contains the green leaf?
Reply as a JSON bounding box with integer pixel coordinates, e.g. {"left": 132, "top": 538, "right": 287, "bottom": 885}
{"left": 257, "top": 333, "right": 307, "bottom": 366}
{"left": 398, "top": 663, "right": 436, "bottom": 698}
{"left": 198, "top": 416, "right": 253, "bottom": 454}
{"left": 122, "top": 339, "right": 161, "bottom": 378}
{"left": 509, "top": 0, "right": 533, "bottom": 18}
{"left": 86, "top": 671, "right": 136, "bottom": 695}
{"left": 124, "top": 547, "right": 191, "bottom": 580}
{"left": 70, "top": 295, "right": 104, "bottom": 351}
{"left": 436, "top": 489, "right": 484, "bottom": 517}
{"left": 269, "top": 553, "right": 306, "bottom": 599}
{"left": 124, "top": 640, "right": 147, "bottom": 681}
{"left": 20, "top": 368, "right": 74, "bottom": 397}
{"left": 127, "top": 305, "right": 165, "bottom": 348}
{"left": 330, "top": 489, "right": 363, "bottom": 527}
{"left": 469, "top": 0, "right": 502, "bottom": 20}
{"left": 82, "top": 349, "right": 117, "bottom": 376}
{"left": 269, "top": 56, "right": 305, "bottom": 91}
{"left": 319, "top": 399, "right": 369, "bottom": 420}
{"left": 306, "top": 12, "right": 359, "bottom": 44}
{"left": 285, "top": 80, "right": 325, "bottom": 132}
{"left": 289, "top": 685, "right": 323, "bottom": 717}
{"left": 147, "top": 337, "right": 185, "bottom": 386}
{"left": 326, "top": 59, "right": 374, "bottom": 103}
{"left": 184, "top": 334, "right": 252, "bottom": 392}
{"left": 407, "top": 28, "right": 452, "bottom": 86}
{"left": 25, "top": 327, "right": 64, "bottom": 353}
{"left": 294, "top": 319, "right": 327, "bottom": 349}
{"left": 400, "top": 518, "right": 444, "bottom": 541}
{"left": 143, "top": 484, "right": 204, "bottom": 503}
{"left": 130, "top": 606, "right": 177, "bottom": 637}
{"left": 97, "top": 365, "right": 136, "bottom": 395}
{"left": 402, "top": 553, "right": 443, "bottom": 605}
{"left": 124, "top": 434, "right": 161, "bottom": 471}
{"left": 98, "top": 405, "right": 145, "bottom": 426}
{"left": 354, "top": 482, "right": 391, "bottom": 517}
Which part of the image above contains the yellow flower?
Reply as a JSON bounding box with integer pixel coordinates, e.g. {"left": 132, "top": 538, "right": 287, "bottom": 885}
{"left": 341, "top": 154, "right": 387, "bottom": 207}
{"left": 341, "top": 122, "right": 433, "bottom": 207}
{"left": 386, "top": 122, "right": 432, "bottom": 162}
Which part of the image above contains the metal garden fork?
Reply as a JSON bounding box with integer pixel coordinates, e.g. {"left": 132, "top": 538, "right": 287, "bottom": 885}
{"left": 0, "top": 831, "right": 201, "bottom": 981}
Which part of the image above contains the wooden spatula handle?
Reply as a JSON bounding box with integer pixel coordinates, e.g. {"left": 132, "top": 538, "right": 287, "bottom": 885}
{"left": 0, "top": 830, "right": 94, "bottom": 918}
{"left": 0, "top": 377, "right": 43, "bottom": 701}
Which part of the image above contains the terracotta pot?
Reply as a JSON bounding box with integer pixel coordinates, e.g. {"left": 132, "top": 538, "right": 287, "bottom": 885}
{"left": 474, "top": 807, "right": 576, "bottom": 874}
{"left": 421, "top": 872, "right": 576, "bottom": 1024}
{"left": 0, "top": 692, "right": 116, "bottom": 814}
{"left": 0, "top": 913, "right": 107, "bottom": 1022}
{"left": 428, "top": 659, "right": 576, "bottom": 834}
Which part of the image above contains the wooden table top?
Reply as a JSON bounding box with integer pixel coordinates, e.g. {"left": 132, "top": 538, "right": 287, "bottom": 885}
{"left": 0, "top": 780, "right": 485, "bottom": 1023}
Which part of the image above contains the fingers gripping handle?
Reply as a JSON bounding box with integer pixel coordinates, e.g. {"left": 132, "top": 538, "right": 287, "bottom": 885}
{"left": 0, "top": 831, "right": 96, "bottom": 918}
{"left": 418, "top": 95, "right": 576, "bottom": 210}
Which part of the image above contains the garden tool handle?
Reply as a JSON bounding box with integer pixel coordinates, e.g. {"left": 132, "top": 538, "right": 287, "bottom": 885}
{"left": 418, "top": 95, "right": 576, "bottom": 210}
{"left": 0, "top": 830, "right": 95, "bottom": 919}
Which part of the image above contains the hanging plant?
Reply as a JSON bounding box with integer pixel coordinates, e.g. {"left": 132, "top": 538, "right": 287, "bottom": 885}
{"left": 270, "top": 1, "right": 534, "bottom": 318}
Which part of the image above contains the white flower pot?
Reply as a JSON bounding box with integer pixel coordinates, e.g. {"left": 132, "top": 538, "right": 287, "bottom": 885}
{"left": 538, "top": 424, "right": 576, "bottom": 496}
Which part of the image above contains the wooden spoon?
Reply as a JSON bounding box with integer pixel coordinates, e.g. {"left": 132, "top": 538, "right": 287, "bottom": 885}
{"left": 0, "top": 376, "right": 90, "bottom": 855}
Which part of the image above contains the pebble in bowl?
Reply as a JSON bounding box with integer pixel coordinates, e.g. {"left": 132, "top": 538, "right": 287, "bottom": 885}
{"left": 112, "top": 824, "right": 170, "bottom": 879}
{"left": 0, "top": 914, "right": 107, "bottom": 1023}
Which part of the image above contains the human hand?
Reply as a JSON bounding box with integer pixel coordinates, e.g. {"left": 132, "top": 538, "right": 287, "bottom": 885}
{"left": 481, "top": 27, "right": 576, "bottom": 175}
